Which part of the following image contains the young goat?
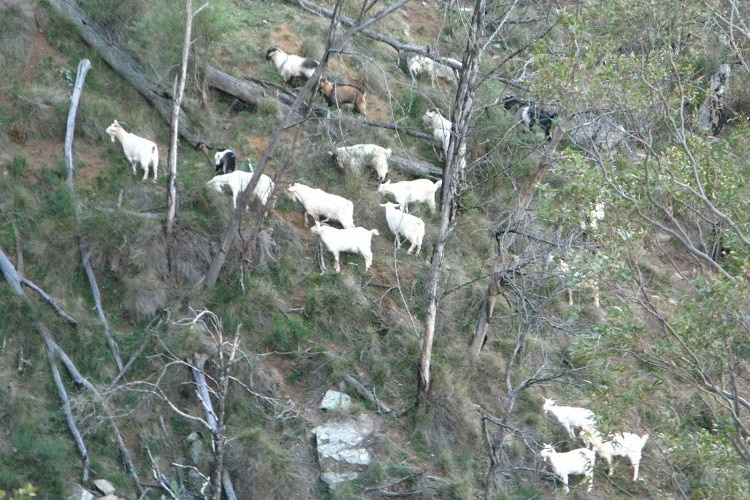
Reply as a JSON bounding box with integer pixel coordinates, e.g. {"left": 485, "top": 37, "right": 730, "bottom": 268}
{"left": 265, "top": 47, "right": 319, "bottom": 86}
{"left": 105, "top": 120, "right": 159, "bottom": 182}
{"left": 311, "top": 221, "right": 379, "bottom": 273}
{"left": 318, "top": 78, "right": 367, "bottom": 115}
{"left": 380, "top": 202, "right": 425, "bottom": 256}
{"left": 543, "top": 398, "right": 596, "bottom": 440}
{"left": 194, "top": 142, "right": 236, "bottom": 175}
{"left": 377, "top": 179, "right": 443, "bottom": 214}
{"left": 286, "top": 182, "right": 355, "bottom": 229}
{"left": 331, "top": 144, "right": 392, "bottom": 182}
{"left": 540, "top": 443, "right": 596, "bottom": 493}
{"left": 206, "top": 170, "right": 275, "bottom": 209}
{"left": 579, "top": 426, "right": 649, "bottom": 481}
{"left": 502, "top": 95, "right": 557, "bottom": 141}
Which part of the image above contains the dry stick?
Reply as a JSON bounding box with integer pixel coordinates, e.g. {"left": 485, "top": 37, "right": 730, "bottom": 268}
{"left": 63, "top": 59, "right": 124, "bottom": 372}
{"left": 46, "top": 345, "right": 90, "bottom": 482}
{"left": 342, "top": 373, "right": 392, "bottom": 414}
{"left": 20, "top": 277, "right": 78, "bottom": 327}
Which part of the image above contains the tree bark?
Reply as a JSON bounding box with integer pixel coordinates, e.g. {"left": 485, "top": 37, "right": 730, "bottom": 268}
{"left": 388, "top": 156, "right": 443, "bottom": 179}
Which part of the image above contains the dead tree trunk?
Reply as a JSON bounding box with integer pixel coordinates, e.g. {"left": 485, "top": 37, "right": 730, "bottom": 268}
{"left": 468, "top": 126, "right": 565, "bottom": 359}
{"left": 417, "top": 0, "right": 483, "bottom": 400}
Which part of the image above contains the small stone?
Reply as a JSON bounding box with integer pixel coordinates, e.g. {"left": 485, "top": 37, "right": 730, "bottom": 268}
{"left": 92, "top": 479, "right": 116, "bottom": 496}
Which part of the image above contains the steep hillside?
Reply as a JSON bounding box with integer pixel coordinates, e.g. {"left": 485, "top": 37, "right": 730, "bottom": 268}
{"left": 1, "top": 1, "right": 749, "bottom": 499}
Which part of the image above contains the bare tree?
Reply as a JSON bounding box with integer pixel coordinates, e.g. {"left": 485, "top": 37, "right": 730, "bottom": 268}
{"left": 167, "top": 1, "right": 208, "bottom": 235}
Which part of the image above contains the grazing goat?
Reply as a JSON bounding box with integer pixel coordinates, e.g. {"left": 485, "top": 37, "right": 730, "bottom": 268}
{"left": 579, "top": 426, "right": 649, "bottom": 481}
{"left": 540, "top": 444, "right": 596, "bottom": 493}
{"left": 377, "top": 179, "right": 443, "bottom": 214}
{"left": 407, "top": 54, "right": 434, "bottom": 85}
{"left": 407, "top": 54, "right": 461, "bottom": 86}
{"left": 105, "top": 120, "right": 159, "bottom": 182}
{"left": 286, "top": 182, "right": 355, "bottom": 229}
{"left": 332, "top": 144, "right": 392, "bottom": 182}
{"left": 543, "top": 398, "right": 596, "bottom": 440}
{"left": 194, "top": 142, "right": 236, "bottom": 175}
{"left": 318, "top": 78, "right": 367, "bottom": 115}
{"left": 311, "top": 221, "right": 379, "bottom": 273}
{"left": 502, "top": 95, "right": 557, "bottom": 140}
{"left": 206, "top": 170, "right": 275, "bottom": 209}
{"left": 380, "top": 202, "right": 425, "bottom": 255}
{"left": 265, "top": 47, "right": 319, "bottom": 86}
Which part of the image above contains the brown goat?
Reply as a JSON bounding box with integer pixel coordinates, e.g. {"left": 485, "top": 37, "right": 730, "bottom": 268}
{"left": 318, "top": 77, "right": 367, "bottom": 115}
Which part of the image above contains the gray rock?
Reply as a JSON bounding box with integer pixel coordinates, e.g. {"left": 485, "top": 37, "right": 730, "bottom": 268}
{"left": 320, "top": 389, "right": 352, "bottom": 411}
{"left": 92, "top": 479, "right": 116, "bottom": 496}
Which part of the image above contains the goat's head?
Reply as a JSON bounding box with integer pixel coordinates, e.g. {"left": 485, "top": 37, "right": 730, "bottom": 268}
{"left": 105, "top": 120, "right": 123, "bottom": 143}
{"left": 318, "top": 77, "right": 334, "bottom": 96}
{"left": 265, "top": 47, "right": 281, "bottom": 61}
{"left": 542, "top": 398, "right": 557, "bottom": 415}
{"left": 540, "top": 443, "right": 556, "bottom": 460}
{"left": 377, "top": 179, "right": 392, "bottom": 193}
{"left": 422, "top": 109, "right": 442, "bottom": 126}
{"left": 194, "top": 141, "right": 213, "bottom": 155}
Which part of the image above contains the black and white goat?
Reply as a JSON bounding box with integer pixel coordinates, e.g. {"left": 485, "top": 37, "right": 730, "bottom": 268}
{"left": 502, "top": 95, "right": 557, "bottom": 140}
{"left": 194, "top": 141, "right": 236, "bottom": 175}
{"left": 265, "top": 47, "right": 319, "bottom": 86}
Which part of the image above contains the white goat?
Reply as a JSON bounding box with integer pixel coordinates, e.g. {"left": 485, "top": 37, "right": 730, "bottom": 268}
{"left": 422, "top": 109, "right": 467, "bottom": 171}
{"left": 422, "top": 108, "right": 452, "bottom": 159}
{"left": 105, "top": 120, "right": 159, "bottom": 182}
{"left": 551, "top": 256, "right": 600, "bottom": 308}
{"left": 543, "top": 398, "right": 596, "bottom": 440}
{"left": 265, "top": 47, "right": 319, "bottom": 86}
{"left": 540, "top": 443, "right": 596, "bottom": 493}
{"left": 377, "top": 179, "right": 442, "bottom": 214}
{"left": 310, "top": 222, "right": 379, "bottom": 273}
{"left": 407, "top": 54, "right": 434, "bottom": 84}
{"left": 579, "top": 426, "right": 649, "bottom": 481}
{"left": 286, "top": 182, "right": 355, "bottom": 229}
{"left": 206, "top": 170, "right": 275, "bottom": 209}
{"left": 407, "top": 54, "right": 461, "bottom": 86}
{"left": 380, "top": 202, "right": 425, "bottom": 255}
{"left": 332, "top": 144, "right": 392, "bottom": 182}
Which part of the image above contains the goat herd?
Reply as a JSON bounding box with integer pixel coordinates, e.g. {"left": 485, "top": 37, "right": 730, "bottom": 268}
{"left": 542, "top": 398, "right": 649, "bottom": 493}
{"left": 103, "top": 47, "right": 564, "bottom": 276}
{"left": 104, "top": 45, "right": 506, "bottom": 274}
